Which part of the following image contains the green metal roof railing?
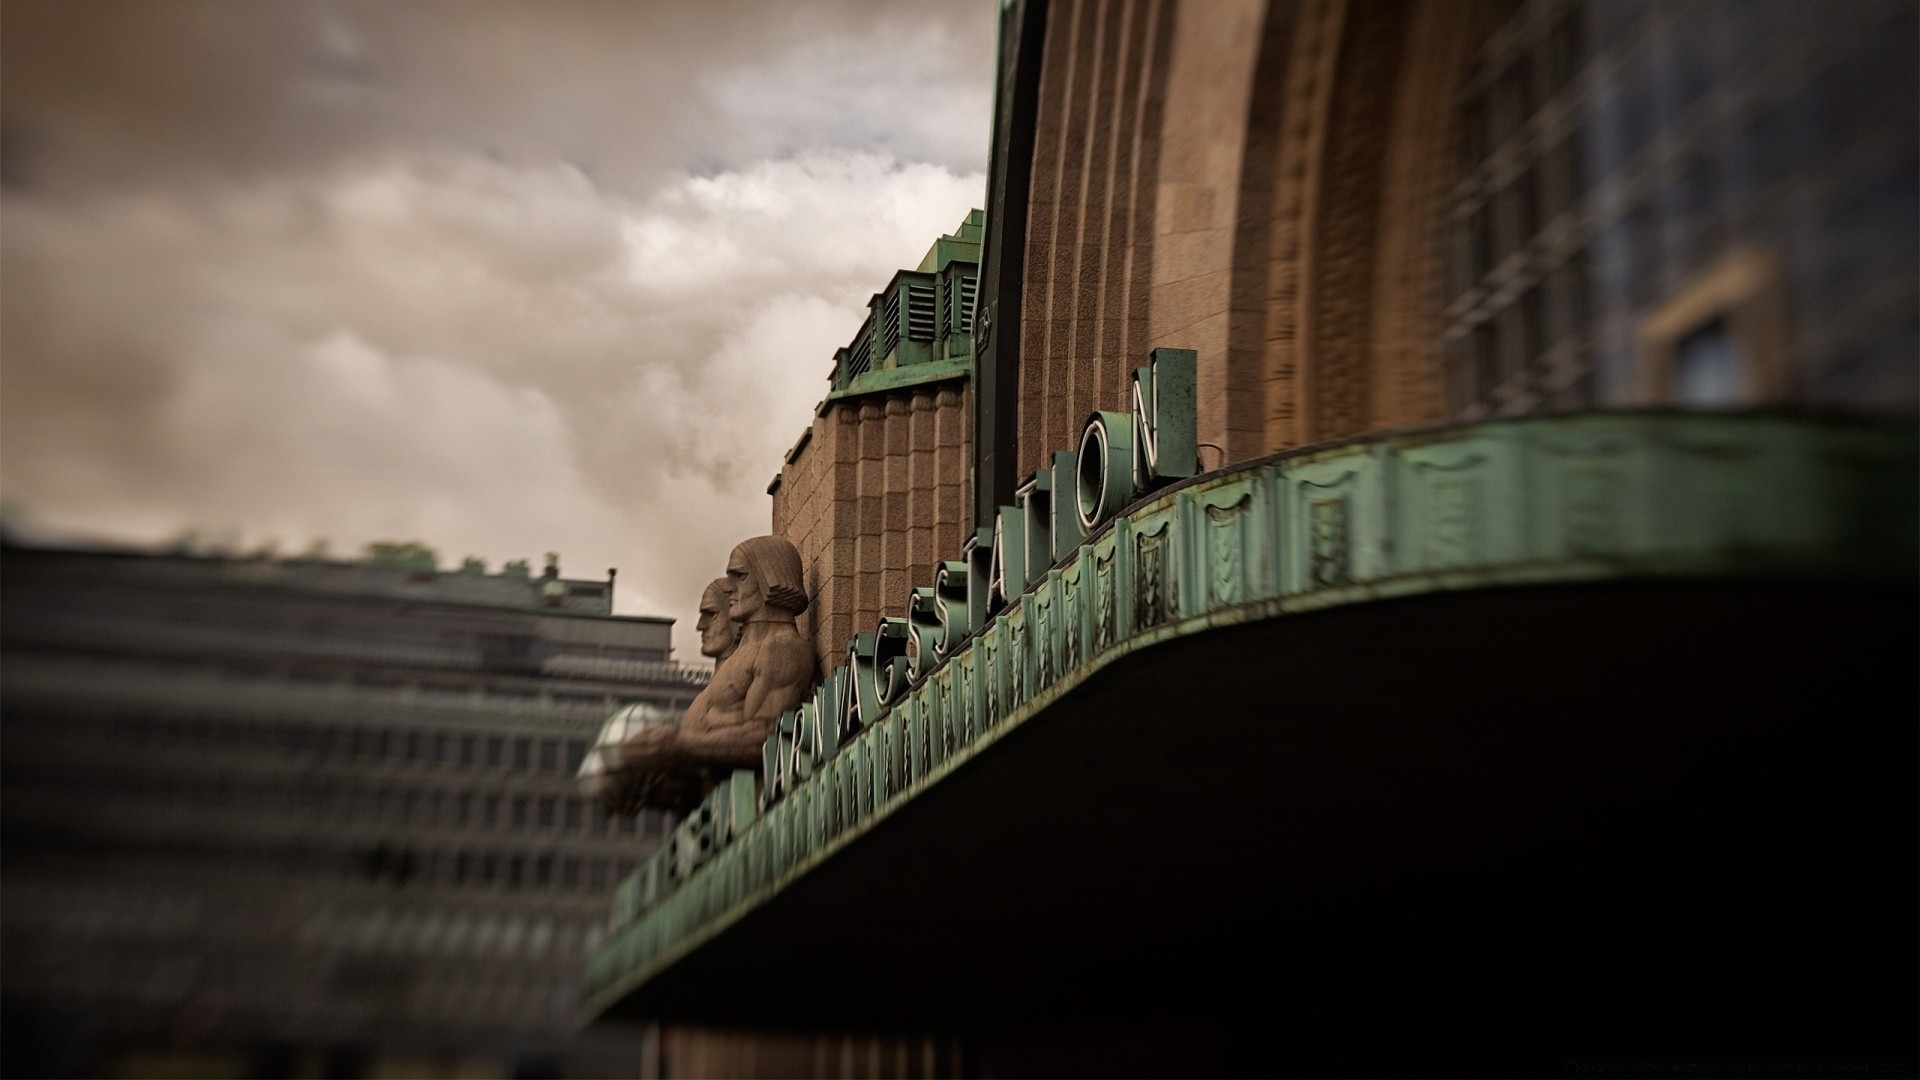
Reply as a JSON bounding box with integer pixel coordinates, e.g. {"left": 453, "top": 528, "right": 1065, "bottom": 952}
{"left": 582, "top": 411, "right": 1916, "bottom": 1017}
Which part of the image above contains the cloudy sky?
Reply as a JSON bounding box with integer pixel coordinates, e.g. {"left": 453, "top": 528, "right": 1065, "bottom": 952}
{"left": 1, "top": 0, "right": 995, "bottom": 656}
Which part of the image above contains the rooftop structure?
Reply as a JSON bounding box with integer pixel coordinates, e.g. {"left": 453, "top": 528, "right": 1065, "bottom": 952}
{"left": 827, "top": 210, "right": 982, "bottom": 396}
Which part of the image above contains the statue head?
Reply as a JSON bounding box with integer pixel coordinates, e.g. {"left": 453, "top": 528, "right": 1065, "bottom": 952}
{"left": 726, "top": 536, "right": 808, "bottom": 623}
{"left": 695, "top": 577, "right": 740, "bottom": 659}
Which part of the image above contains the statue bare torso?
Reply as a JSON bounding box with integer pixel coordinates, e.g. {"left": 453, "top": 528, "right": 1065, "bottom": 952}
{"left": 672, "top": 623, "right": 815, "bottom": 766}
{"left": 604, "top": 537, "right": 818, "bottom": 811}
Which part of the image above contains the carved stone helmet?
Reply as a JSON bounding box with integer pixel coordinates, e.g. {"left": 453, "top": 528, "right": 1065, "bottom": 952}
{"left": 730, "top": 535, "right": 808, "bottom": 616}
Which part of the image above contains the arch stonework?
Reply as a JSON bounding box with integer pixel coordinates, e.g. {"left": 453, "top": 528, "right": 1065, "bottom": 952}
{"left": 1016, "top": 0, "right": 1177, "bottom": 482}
{"left": 1017, "top": 0, "right": 1489, "bottom": 470}
{"left": 1234, "top": 0, "right": 1488, "bottom": 451}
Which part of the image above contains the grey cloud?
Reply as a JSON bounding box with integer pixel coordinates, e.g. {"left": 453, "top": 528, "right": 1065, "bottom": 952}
{"left": 0, "top": 1, "right": 993, "bottom": 656}
{"left": 1, "top": 0, "right": 992, "bottom": 193}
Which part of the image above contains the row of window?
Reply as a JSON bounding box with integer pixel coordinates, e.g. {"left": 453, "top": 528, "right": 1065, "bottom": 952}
{"left": 9, "top": 955, "right": 582, "bottom": 1035}
{"left": 310, "top": 908, "right": 609, "bottom": 963}
{"left": 65, "top": 766, "right": 657, "bottom": 839}
{"left": 108, "top": 645, "right": 685, "bottom": 702}
{"left": 89, "top": 712, "right": 607, "bottom": 776}
{"left": 358, "top": 844, "right": 642, "bottom": 896}
{"left": 285, "top": 673, "right": 648, "bottom": 716}
{"left": 407, "top": 981, "right": 581, "bottom": 1024}
{"left": 335, "top": 785, "right": 655, "bottom": 838}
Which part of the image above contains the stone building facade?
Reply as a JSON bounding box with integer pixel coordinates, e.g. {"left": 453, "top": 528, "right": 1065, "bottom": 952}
{"left": 783, "top": 0, "right": 1918, "bottom": 663}
{"left": 2, "top": 541, "right": 705, "bottom": 1078}
{"left": 590, "top": 1, "right": 1916, "bottom": 1075}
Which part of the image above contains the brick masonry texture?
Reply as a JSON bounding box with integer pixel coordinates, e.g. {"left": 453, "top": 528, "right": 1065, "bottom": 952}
{"left": 771, "top": 383, "right": 972, "bottom": 673}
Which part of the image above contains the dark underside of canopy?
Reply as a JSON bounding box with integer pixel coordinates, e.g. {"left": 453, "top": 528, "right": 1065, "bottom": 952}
{"left": 606, "top": 580, "right": 1917, "bottom": 1077}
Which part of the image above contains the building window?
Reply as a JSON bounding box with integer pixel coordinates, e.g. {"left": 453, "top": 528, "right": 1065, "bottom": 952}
{"left": 485, "top": 736, "right": 504, "bottom": 768}
{"left": 538, "top": 739, "right": 558, "bottom": 772}
{"left": 537, "top": 797, "right": 556, "bottom": 828}
{"left": 1672, "top": 318, "right": 1741, "bottom": 407}
{"left": 566, "top": 740, "right": 588, "bottom": 773}
{"left": 455, "top": 792, "right": 473, "bottom": 827}
{"left": 563, "top": 799, "right": 583, "bottom": 830}
{"left": 510, "top": 795, "right": 529, "bottom": 829}
{"left": 561, "top": 857, "right": 581, "bottom": 889}
{"left": 1636, "top": 248, "right": 1790, "bottom": 407}
{"left": 460, "top": 735, "right": 477, "bottom": 767}
{"left": 483, "top": 794, "right": 500, "bottom": 829}
{"left": 512, "top": 738, "right": 531, "bottom": 770}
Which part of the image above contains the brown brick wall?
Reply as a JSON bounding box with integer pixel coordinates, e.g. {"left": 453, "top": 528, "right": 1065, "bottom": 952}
{"left": 770, "top": 383, "right": 971, "bottom": 673}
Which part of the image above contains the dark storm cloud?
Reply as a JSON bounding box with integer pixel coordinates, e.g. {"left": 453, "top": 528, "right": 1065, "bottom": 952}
{"left": 0, "top": 0, "right": 994, "bottom": 654}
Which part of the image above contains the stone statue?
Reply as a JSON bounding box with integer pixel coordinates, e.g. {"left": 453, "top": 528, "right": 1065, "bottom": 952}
{"left": 591, "top": 538, "right": 817, "bottom": 814}
{"left": 694, "top": 576, "right": 742, "bottom": 663}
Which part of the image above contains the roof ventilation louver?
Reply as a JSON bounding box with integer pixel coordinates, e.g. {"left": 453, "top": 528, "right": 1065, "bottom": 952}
{"left": 906, "top": 283, "right": 937, "bottom": 343}
{"left": 846, "top": 319, "right": 873, "bottom": 381}
{"left": 958, "top": 274, "right": 978, "bottom": 335}
{"left": 881, "top": 291, "right": 902, "bottom": 360}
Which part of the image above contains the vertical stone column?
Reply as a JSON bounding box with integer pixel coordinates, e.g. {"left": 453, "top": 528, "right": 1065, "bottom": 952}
{"left": 908, "top": 392, "right": 938, "bottom": 582}
{"left": 824, "top": 407, "right": 861, "bottom": 667}
{"left": 934, "top": 386, "right": 970, "bottom": 559}
{"left": 1017, "top": 0, "right": 1177, "bottom": 482}
{"left": 881, "top": 396, "right": 913, "bottom": 615}
{"left": 1146, "top": 0, "right": 1268, "bottom": 463}
{"left": 855, "top": 400, "right": 887, "bottom": 638}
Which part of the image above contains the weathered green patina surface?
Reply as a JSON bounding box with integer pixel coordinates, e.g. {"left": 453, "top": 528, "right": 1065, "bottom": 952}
{"left": 582, "top": 411, "right": 1915, "bottom": 1019}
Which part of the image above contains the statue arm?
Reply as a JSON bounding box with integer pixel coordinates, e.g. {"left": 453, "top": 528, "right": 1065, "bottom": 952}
{"left": 741, "top": 639, "right": 815, "bottom": 729}
{"left": 660, "top": 720, "right": 765, "bottom": 769}
{"left": 617, "top": 640, "right": 815, "bottom": 778}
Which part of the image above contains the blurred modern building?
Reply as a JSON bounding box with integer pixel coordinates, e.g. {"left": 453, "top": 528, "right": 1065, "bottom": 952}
{"left": 585, "top": 0, "right": 1917, "bottom": 1076}
{"left": 2, "top": 540, "right": 705, "bottom": 1078}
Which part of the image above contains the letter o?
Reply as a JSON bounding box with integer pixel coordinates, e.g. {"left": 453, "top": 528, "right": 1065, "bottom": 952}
{"left": 1076, "top": 411, "right": 1136, "bottom": 532}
